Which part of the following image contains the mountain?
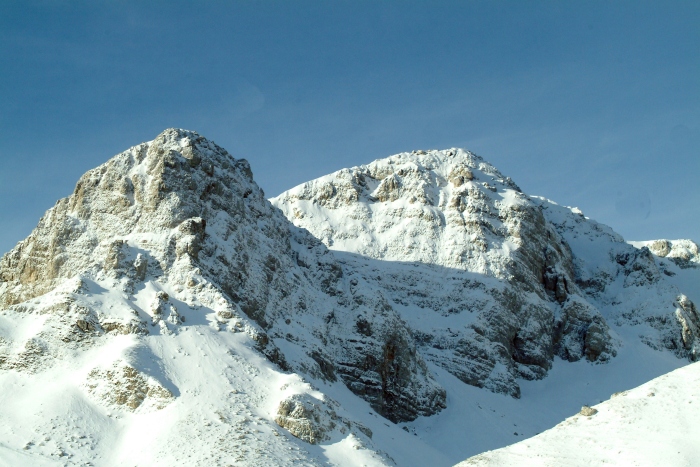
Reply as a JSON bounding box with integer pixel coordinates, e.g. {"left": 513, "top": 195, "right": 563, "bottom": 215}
{"left": 272, "top": 148, "right": 699, "bottom": 392}
{"left": 0, "top": 130, "right": 697, "bottom": 466}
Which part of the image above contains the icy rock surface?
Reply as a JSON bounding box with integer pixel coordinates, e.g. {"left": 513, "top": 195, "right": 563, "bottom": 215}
{"left": 273, "top": 149, "right": 700, "bottom": 396}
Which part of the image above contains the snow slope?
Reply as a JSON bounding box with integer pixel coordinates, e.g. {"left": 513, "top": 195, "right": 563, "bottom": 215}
{"left": 0, "top": 281, "right": 381, "bottom": 466}
{"left": 458, "top": 360, "right": 700, "bottom": 466}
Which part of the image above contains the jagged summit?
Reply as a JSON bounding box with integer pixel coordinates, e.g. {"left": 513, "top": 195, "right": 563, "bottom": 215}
{"left": 0, "top": 128, "right": 257, "bottom": 306}
{"left": 273, "top": 147, "right": 526, "bottom": 273}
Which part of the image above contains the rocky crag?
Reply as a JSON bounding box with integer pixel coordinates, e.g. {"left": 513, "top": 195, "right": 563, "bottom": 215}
{"left": 272, "top": 148, "right": 700, "bottom": 396}
{"left": 0, "top": 129, "right": 444, "bottom": 424}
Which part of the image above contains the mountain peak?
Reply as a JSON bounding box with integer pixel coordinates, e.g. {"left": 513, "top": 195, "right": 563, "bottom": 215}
{"left": 273, "top": 146, "right": 700, "bottom": 395}
{"left": 0, "top": 128, "right": 262, "bottom": 307}
{"left": 272, "top": 147, "right": 525, "bottom": 268}
{"left": 0, "top": 128, "right": 446, "bottom": 436}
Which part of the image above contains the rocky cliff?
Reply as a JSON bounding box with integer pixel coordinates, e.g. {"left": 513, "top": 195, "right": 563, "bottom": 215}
{"left": 0, "top": 130, "right": 444, "bottom": 440}
{"left": 272, "top": 148, "right": 700, "bottom": 397}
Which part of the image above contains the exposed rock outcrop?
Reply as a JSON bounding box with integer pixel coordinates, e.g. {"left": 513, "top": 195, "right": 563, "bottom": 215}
{"left": 275, "top": 393, "right": 373, "bottom": 444}
{"left": 84, "top": 361, "right": 174, "bottom": 412}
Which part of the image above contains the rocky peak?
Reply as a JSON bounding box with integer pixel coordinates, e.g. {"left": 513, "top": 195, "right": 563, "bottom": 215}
{"left": 0, "top": 129, "right": 446, "bottom": 425}
{"left": 272, "top": 148, "right": 539, "bottom": 277}
{"left": 0, "top": 128, "right": 262, "bottom": 306}
{"left": 273, "top": 148, "right": 700, "bottom": 396}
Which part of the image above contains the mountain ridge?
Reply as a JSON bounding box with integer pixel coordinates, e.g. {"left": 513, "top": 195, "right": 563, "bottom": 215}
{"left": 0, "top": 129, "right": 697, "bottom": 466}
{"left": 272, "top": 147, "right": 699, "bottom": 390}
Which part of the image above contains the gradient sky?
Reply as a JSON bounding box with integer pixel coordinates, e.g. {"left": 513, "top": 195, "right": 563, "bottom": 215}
{"left": 1, "top": 1, "right": 698, "bottom": 255}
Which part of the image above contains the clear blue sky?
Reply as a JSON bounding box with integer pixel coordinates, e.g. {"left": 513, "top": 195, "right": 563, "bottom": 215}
{"left": 1, "top": 1, "right": 698, "bottom": 255}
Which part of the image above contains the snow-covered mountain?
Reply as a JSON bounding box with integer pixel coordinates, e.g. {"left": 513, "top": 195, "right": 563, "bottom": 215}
{"left": 272, "top": 148, "right": 699, "bottom": 390}
{"left": 629, "top": 239, "right": 700, "bottom": 306}
{"left": 0, "top": 130, "right": 697, "bottom": 466}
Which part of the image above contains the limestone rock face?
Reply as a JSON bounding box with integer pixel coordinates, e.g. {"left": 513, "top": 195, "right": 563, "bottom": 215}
{"left": 273, "top": 148, "right": 699, "bottom": 397}
{"left": 276, "top": 394, "right": 333, "bottom": 444}
{"left": 554, "top": 298, "right": 615, "bottom": 363}
{"left": 675, "top": 295, "right": 700, "bottom": 357}
{"left": 0, "top": 129, "right": 444, "bottom": 423}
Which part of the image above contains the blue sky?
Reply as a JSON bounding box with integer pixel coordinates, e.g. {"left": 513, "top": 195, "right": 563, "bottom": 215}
{"left": 1, "top": 1, "right": 698, "bottom": 254}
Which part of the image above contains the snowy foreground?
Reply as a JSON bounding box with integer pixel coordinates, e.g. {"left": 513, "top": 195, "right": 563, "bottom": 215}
{"left": 0, "top": 129, "right": 697, "bottom": 466}
{"left": 0, "top": 291, "right": 691, "bottom": 466}
{"left": 459, "top": 360, "right": 700, "bottom": 466}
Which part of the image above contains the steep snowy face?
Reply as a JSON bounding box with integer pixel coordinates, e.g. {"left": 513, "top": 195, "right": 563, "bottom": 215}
{"left": 536, "top": 203, "right": 700, "bottom": 360}
{"left": 272, "top": 149, "right": 700, "bottom": 397}
{"left": 0, "top": 128, "right": 445, "bottom": 432}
